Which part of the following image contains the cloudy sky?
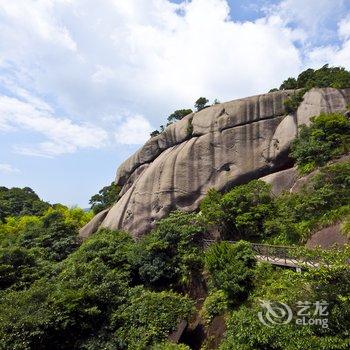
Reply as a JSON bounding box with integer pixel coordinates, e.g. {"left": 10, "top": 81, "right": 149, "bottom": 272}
{"left": 0, "top": 0, "right": 350, "bottom": 207}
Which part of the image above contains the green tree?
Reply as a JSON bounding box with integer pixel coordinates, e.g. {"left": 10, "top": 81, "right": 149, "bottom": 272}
{"left": 205, "top": 241, "right": 256, "bottom": 305}
{"left": 150, "top": 129, "right": 160, "bottom": 137}
{"left": 167, "top": 109, "right": 193, "bottom": 123}
{"left": 280, "top": 77, "right": 298, "bottom": 90}
{"left": 0, "top": 187, "right": 50, "bottom": 222}
{"left": 132, "top": 211, "right": 206, "bottom": 288}
{"left": 195, "top": 97, "right": 209, "bottom": 111}
{"left": 291, "top": 113, "right": 350, "bottom": 173}
{"left": 89, "top": 182, "right": 121, "bottom": 214}
{"left": 220, "top": 180, "right": 275, "bottom": 240}
{"left": 115, "top": 288, "right": 194, "bottom": 349}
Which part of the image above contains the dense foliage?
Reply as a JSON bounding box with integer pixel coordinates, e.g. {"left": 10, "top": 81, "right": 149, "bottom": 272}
{"left": 200, "top": 180, "right": 275, "bottom": 241}
{"left": 291, "top": 112, "right": 350, "bottom": 173}
{"left": 0, "top": 187, "right": 50, "bottom": 222}
{"left": 204, "top": 241, "right": 256, "bottom": 305}
{"left": 0, "top": 207, "right": 197, "bottom": 349}
{"left": 131, "top": 211, "right": 206, "bottom": 289}
{"left": 271, "top": 65, "right": 350, "bottom": 113}
{"left": 219, "top": 255, "right": 350, "bottom": 350}
{"left": 201, "top": 161, "right": 350, "bottom": 245}
{"left": 278, "top": 65, "right": 350, "bottom": 91}
{"left": 1, "top": 82, "right": 350, "bottom": 348}
{"left": 89, "top": 182, "right": 121, "bottom": 214}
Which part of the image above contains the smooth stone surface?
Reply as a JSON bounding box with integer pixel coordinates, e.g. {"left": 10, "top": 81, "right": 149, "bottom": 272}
{"left": 83, "top": 88, "right": 350, "bottom": 239}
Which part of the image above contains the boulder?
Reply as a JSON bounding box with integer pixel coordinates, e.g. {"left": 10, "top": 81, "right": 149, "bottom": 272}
{"left": 306, "top": 224, "right": 350, "bottom": 249}
{"left": 261, "top": 167, "right": 298, "bottom": 195}
{"left": 79, "top": 208, "right": 110, "bottom": 240}
{"left": 81, "top": 88, "right": 350, "bottom": 239}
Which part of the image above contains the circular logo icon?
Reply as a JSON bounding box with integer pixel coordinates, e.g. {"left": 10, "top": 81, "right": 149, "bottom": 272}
{"left": 258, "top": 300, "right": 293, "bottom": 327}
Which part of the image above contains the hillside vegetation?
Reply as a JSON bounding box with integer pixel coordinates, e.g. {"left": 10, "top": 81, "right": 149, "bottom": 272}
{"left": 0, "top": 69, "right": 350, "bottom": 349}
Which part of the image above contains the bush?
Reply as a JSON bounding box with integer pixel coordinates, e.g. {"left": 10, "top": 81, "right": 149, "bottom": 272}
{"left": 0, "top": 187, "right": 50, "bottom": 222}
{"left": 200, "top": 289, "right": 228, "bottom": 324}
{"left": 284, "top": 89, "right": 306, "bottom": 114}
{"left": 264, "top": 162, "right": 350, "bottom": 244}
{"left": 276, "top": 65, "right": 350, "bottom": 114}
{"left": 220, "top": 180, "right": 275, "bottom": 240}
{"left": 89, "top": 182, "right": 120, "bottom": 214}
{"left": 291, "top": 113, "right": 350, "bottom": 173}
{"left": 152, "top": 343, "right": 191, "bottom": 350}
{"left": 200, "top": 188, "right": 223, "bottom": 226}
{"left": 280, "top": 65, "right": 350, "bottom": 91}
{"left": 132, "top": 211, "right": 206, "bottom": 288}
{"left": 220, "top": 261, "right": 350, "bottom": 350}
{"left": 0, "top": 246, "right": 49, "bottom": 291}
{"left": 204, "top": 241, "right": 256, "bottom": 305}
{"left": 114, "top": 288, "right": 194, "bottom": 349}
{"left": 0, "top": 229, "right": 135, "bottom": 349}
{"left": 195, "top": 97, "right": 209, "bottom": 111}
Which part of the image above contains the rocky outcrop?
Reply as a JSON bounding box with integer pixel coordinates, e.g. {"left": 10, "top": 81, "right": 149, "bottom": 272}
{"left": 79, "top": 209, "right": 109, "bottom": 240}
{"left": 260, "top": 167, "right": 298, "bottom": 195}
{"left": 80, "top": 88, "right": 350, "bottom": 239}
{"left": 306, "top": 224, "right": 350, "bottom": 249}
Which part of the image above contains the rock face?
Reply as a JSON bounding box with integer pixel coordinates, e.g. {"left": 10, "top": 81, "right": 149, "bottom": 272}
{"left": 80, "top": 88, "right": 350, "bottom": 239}
{"left": 306, "top": 224, "right": 350, "bottom": 249}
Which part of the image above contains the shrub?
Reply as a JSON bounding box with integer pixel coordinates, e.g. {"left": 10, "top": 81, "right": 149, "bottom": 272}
{"left": 280, "top": 65, "right": 350, "bottom": 91}
{"left": 291, "top": 113, "right": 350, "bottom": 173}
{"left": 220, "top": 180, "right": 274, "bottom": 240}
{"left": 0, "top": 229, "right": 135, "bottom": 349}
{"left": 280, "top": 77, "right": 298, "bottom": 90}
{"left": 204, "top": 241, "right": 256, "bottom": 305}
{"left": 199, "top": 188, "right": 223, "bottom": 226}
{"left": 200, "top": 289, "right": 228, "bottom": 324}
{"left": 89, "top": 182, "right": 120, "bottom": 214}
{"left": 284, "top": 89, "right": 306, "bottom": 114}
{"left": 132, "top": 211, "right": 206, "bottom": 289}
{"left": 0, "top": 187, "right": 50, "bottom": 222}
{"left": 220, "top": 261, "right": 350, "bottom": 350}
{"left": 0, "top": 246, "right": 49, "bottom": 291}
{"left": 114, "top": 288, "right": 194, "bottom": 349}
{"left": 276, "top": 65, "right": 350, "bottom": 114}
{"left": 263, "top": 161, "right": 350, "bottom": 244}
{"left": 152, "top": 343, "right": 191, "bottom": 350}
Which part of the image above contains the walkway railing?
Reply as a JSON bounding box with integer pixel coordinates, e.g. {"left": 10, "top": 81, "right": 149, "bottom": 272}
{"left": 203, "top": 239, "right": 323, "bottom": 269}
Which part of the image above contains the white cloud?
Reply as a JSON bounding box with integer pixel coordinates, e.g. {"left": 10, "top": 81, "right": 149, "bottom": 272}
{"left": 0, "top": 0, "right": 349, "bottom": 160}
{"left": 0, "top": 0, "right": 305, "bottom": 133}
{"left": 115, "top": 115, "right": 152, "bottom": 145}
{"left": 0, "top": 163, "right": 20, "bottom": 174}
{"left": 270, "top": 0, "right": 346, "bottom": 44}
{"left": 339, "top": 16, "right": 350, "bottom": 40}
{"left": 0, "top": 94, "right": 109, "bottom": 157}
{"left": 306, "top": 16, "right": 350, "bottom": 69}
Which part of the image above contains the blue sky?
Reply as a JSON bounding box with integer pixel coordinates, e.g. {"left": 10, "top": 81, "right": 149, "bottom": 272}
{"left": 0, "top": 0, "right": 350, "bottom": 207}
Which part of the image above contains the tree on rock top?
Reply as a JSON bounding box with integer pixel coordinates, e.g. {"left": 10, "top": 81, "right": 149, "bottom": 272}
{"left": 167, "top": 109, "right": 193, "bottom": 123}
{"left": 195, "top": 97, "right": 209, "bottom": 111}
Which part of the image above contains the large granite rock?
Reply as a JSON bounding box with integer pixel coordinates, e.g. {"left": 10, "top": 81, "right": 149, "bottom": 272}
{"left": 80, "top": 88, "right": 350, "bottom": 239}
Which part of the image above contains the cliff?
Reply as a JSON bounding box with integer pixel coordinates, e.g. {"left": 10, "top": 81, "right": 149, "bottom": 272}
{"left": 80, "top": 87, "right": 350, "bottom": 239}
